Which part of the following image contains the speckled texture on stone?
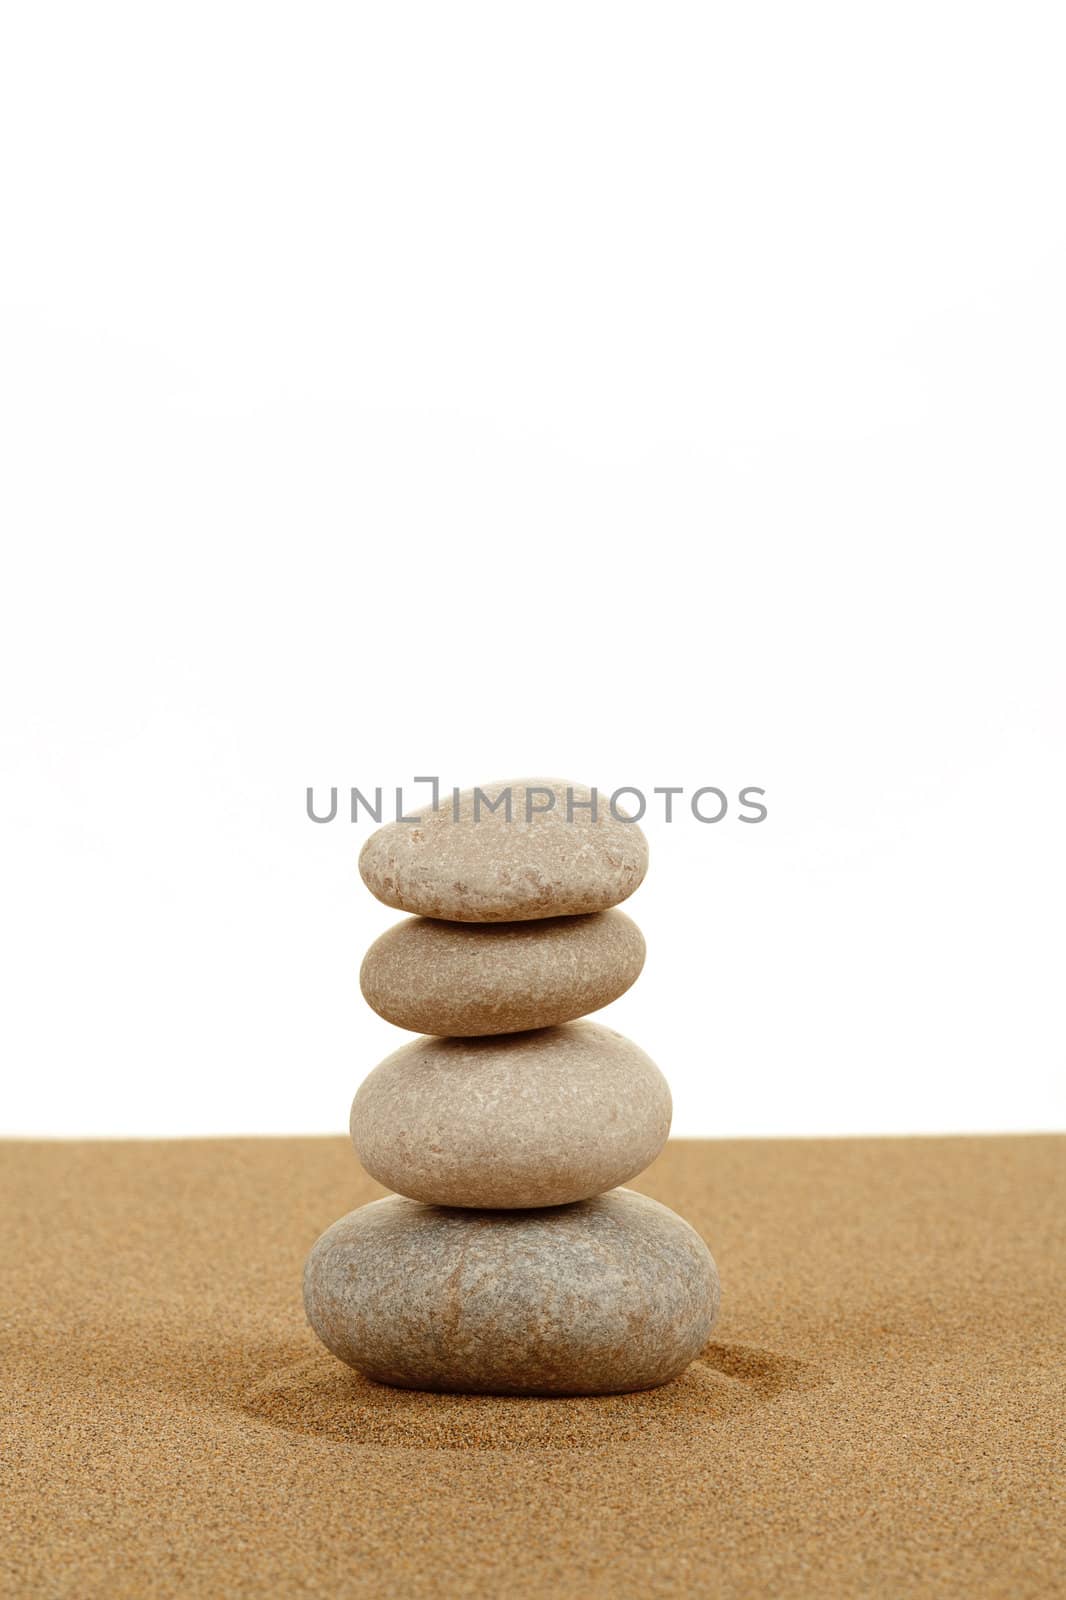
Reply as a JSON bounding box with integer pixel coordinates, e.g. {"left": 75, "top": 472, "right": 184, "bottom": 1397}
{"left": 303, "top": 1186, "right": 719, "bottom": 1395}
{"left": 358, "top": 778, "right": 649, "bottom": 921}
{"left": 359, "top": 910, "right": 646, "bottom": 1036}
{"left": 350, "top": 1020, "right": 672, "bottom": 1208}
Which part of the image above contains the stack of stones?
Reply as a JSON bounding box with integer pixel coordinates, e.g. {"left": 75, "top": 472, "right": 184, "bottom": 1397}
{"left": 303, "top": 778, "right": 721, "bottom": 1396}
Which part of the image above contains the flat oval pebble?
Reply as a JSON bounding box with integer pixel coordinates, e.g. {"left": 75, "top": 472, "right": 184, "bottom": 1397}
{"left": 303, "top": 1187, "right": 720, "bottom": 1395}
{"left": 359, "top": 910, "right": 646, "bottom": 1036}
{"left": 358, "top": 777, "right": 649, "bottom": 921}
{"left": 350, "top": 1021, "right": 671, "bottom": 1208}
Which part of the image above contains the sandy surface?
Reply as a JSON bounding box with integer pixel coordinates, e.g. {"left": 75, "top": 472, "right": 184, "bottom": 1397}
{"left": 2, "top": 1136, "right": 1063, "bottom": 1597}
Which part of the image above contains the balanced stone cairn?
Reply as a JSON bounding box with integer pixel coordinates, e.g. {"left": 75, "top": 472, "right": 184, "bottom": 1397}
{"left": 303, "top": 778, "right": 721, "bottom": 1395}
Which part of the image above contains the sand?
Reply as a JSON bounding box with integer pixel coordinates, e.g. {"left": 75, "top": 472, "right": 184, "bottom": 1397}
{"left": 2, "top": 1136, "right": 1063, "bottom": 1598}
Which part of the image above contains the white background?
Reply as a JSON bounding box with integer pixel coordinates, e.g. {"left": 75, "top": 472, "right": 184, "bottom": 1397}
{"left": 2, "top": 2, "right": 1063, "bottom": 1138}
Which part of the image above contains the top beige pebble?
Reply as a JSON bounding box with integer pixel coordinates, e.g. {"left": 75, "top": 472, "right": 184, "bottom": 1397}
{"left": 358, "top": 778, "right": 649, "bottom": 921}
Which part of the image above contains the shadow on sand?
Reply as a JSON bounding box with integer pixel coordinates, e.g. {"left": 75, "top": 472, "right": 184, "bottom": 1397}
{"left": 239, "top": 1340, "right": 826, "bottom": 1451}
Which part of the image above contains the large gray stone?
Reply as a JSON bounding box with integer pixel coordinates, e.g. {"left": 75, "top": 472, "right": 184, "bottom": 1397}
{"left": 358, "top": 778, "right": 648, "bottom": 921}
{"left": 350, "top": 1021, "right": 671, "bottom": 1208}
{"left": 303, "top": 1188, "right": 720, "bottom": 1395}
{"left": 359, "top": 910, "right": 645, "bottom": 1036}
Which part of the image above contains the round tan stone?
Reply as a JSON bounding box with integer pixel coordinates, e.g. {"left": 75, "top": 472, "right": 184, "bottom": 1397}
{"left": 303, "top": 1187, "right": 720, "bottom": 1395}
{"left": 358, "top": 778, "right": 648, "bottom": 921}
{"left": 350, "top": 1021, "right": 671, "bottom": 1208}
{"left": 359, "top": 910, "right": 646, "bottom": 1036}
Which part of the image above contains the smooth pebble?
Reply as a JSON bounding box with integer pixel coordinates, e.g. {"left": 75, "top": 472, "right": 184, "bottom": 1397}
{"left": 350, "top": 1021, "right": 671, "bottom": 1208}
{"left": 358, "top": 778, "right": 649, "bottom": 921}
{"left": 359, "top": 910, "right": 645, "bottom": 1036}
{"left": 303, "top": 1187, "right": 720, "bottom": 1395}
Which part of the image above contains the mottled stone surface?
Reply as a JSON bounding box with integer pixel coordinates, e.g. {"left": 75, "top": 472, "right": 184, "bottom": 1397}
{"left": 359, "top": 910, "right": 645, "bottom": 1036}
{"left": 303, "top": 1187, "right": 720, "bottom": 1395}
{"left": 358, "top": 778, "right": 649, "bottom": 921}
{"left": 350, "top": 1021, "right": 671, "bottom": 1208}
